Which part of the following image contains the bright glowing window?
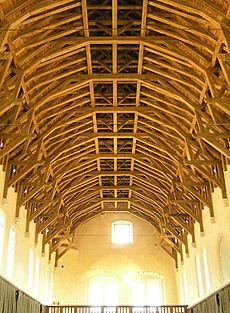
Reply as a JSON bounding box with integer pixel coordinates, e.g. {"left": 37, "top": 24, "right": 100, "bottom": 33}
{"left": 34, "top": 256, "right": 40, "bottom": 296}
{"left": 196, "top": 255, "right": 204, "bottom": 296}
{"left": 131, "top": 279, "right": 163, "bottom": 306}
{"left": 49, "top": 272, "right": 54, "bottom": 304}
{"left": 132, "top": 281, "right": 145, "bottom": 305}
{"left": 6, "top": 226, "right": 15, "bottom": 277}
{"left": 182, "top": 270, "right": 188, "bottom": 303}
{"left": 179, "top": 273, "right": 185, "bottom": 303}
{"left": 45, "top": 267, "right": 49, "bottom": 304}
{"left": 88, "top": 275, "right": 119, "bottom": 305}
{"left": 28, "top": 248, "right": 34, "bottom": 289}
{"left": 0, "top": 211, "right": 5, "bottom": 268}
{"left": 147, "top": 280, "right": 163, "bottom": 306}
{"left": 112, "top": 221, "right": 133, "bottom": 244}
{"left": 202, "top": 248, "right": 211, "bottom": 291}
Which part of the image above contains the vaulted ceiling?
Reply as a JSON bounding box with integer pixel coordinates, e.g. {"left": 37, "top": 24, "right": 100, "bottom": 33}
{"left": 0, "top": 0, "right": 230, "bottom": 266}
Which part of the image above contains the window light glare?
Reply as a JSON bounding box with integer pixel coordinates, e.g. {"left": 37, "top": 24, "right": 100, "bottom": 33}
{"left": 182, "top": 270, "right": 189, "bottom": 303}
{"left": 34, "top": 256, "right": 40, "bottom": 296}
{"left": 203, "top": 248, "right": 211, "bottom": 291}
{"left": 112, "top": 221, "right": 133, "bottom": 244}
{"left": 28, "top": 248, "right": 34, "bottom": 290}
{"left": 196, "top": 255, "right": 204, "bottom": 296}
{"left": 6, "top": 226, "right": 16, "bottom": 277}
{"left": 88, "top": 276, "right": 119, "bottom": 306}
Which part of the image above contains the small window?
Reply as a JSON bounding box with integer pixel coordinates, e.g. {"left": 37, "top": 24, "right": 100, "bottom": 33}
{"left": 112, "top": 221, "right": 133, "bottom": 244}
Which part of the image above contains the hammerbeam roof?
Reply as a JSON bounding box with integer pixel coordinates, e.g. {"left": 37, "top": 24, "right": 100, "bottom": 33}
{"left": 0, "top": 0, "right": 230, "bottom": 265}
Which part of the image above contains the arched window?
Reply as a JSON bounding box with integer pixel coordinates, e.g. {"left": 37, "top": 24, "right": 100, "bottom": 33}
{"left": 27, "top": 248, "right": 34, "bottom": 290}
{"left": 6, "top": 225, "right": 15, "bottom": 278}
{"left": 196, "top": 255, "right": 204, "bottom": 297}
{"left": 130, "top": 275, "right": 164, "bottom": 306}
{"left": 202, "top": 248, "right": 211, "bottom": 291}
{"left": 112, "top": 220, "right": 133, "bottom": 244}
{"left": 88, "top": 274, "right": 119, "bottom": 306}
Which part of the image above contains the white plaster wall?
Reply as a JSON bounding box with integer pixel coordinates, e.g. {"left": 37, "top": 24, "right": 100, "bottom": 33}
{"left": 0, "top": 165, "right": 55, "bottom": 304}
{"left": 177, "top": 165, "right": 230, "bottom": 305}
{"left": 53, "top": 213, "right": 178, "bottom": 305}
{"left": 2, "top": 161, "right": 230, "bottom": 307}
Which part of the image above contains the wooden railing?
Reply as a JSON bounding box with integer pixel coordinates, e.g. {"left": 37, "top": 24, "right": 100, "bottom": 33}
{"left": 187, "top": 281, "right": 230, "bottom": 313}
{"left": 45, "top": 305, "right": 188, "bottom": 313}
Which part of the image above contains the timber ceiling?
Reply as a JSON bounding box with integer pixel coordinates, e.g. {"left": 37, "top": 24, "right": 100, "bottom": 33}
{"left": 0, "top": 0, "right": 230, "bottom": 266}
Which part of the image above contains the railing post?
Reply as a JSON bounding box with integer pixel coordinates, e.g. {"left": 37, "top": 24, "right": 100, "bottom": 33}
{"left": 44, "top": 306, "right": 49, "bottom": 313}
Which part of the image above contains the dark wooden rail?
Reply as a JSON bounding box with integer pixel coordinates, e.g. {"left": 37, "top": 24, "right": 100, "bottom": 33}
{"left": 45, "top": 305, "right": 188, "bottom": 313}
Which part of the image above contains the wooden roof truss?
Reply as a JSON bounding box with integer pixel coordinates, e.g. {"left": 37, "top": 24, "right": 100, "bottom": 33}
{"left": 0, "top": 0, "right": 230, "bottom": 266}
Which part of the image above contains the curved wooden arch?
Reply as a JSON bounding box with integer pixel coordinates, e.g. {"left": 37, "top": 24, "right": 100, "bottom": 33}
{"left": 0, "top": 0, "right": 230, "bottom": 266}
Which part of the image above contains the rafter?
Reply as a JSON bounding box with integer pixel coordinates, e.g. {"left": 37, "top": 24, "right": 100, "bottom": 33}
{"left": 0, "top": 0, "right": 230, "bottom": 264}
